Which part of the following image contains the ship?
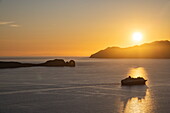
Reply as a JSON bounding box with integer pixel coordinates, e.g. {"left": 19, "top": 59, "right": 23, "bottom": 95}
{"left": 121, "top": 76, "right": 147, "bottom": 86}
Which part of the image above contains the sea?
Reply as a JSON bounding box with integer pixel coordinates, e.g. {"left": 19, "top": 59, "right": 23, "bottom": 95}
{"left": 0, "top": 57, "right": 169, "bottom": 113}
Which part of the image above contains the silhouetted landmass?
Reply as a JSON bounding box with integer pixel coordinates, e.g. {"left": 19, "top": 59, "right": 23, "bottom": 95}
{"left": 0, "top": 59, "right": 75, "bottom": 69}
{"left": 90, "top": 40, "right": 170, "bottom": 58}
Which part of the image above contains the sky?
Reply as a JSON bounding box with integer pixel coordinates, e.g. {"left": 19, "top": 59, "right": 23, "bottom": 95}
{"left": 0, "top": 0, "right": 170, "bottom": 56}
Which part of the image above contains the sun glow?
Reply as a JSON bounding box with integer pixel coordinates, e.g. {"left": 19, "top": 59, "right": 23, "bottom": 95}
{"left": 132, "top": 32, "right": 143, "bottom": 42}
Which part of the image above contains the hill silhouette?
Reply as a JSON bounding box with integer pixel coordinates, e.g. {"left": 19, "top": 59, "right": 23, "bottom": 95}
{"left": 90, "top": 40, "right": 170, "bottom": 58}
{"left": 0, "top": 59, "right": 75, "bottom": 69}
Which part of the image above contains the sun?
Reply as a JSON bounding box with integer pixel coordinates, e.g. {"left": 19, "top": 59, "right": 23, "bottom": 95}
{"left": 132, "top": 32, "right": 143, "bottom": 42}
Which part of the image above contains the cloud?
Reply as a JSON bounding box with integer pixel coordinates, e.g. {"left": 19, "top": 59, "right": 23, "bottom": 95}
{"left": 0, "top": 21, "right": 14, "bottom": 25}
{"left": 0, "top": 21, "right": 21, "bottom": 28}
{"left": 10, "top": 24, "right": 21, "bottom": 28}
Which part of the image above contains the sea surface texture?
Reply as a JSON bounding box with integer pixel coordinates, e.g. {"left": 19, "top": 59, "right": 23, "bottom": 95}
{"left": 0, "top": 57, "right": 169, "bottom": 113}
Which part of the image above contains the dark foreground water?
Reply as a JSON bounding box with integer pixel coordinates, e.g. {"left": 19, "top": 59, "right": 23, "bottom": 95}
{"left": 0, "top": 57, "right": 169, "bottom": 113}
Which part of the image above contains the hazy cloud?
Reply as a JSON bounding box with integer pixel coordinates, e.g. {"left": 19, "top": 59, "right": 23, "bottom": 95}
{"left": 10, "top": 24, "right": 21, "bottom": 27}
{"left": 0, "top": 21, "right": 21, "bottom": 28}
{"left": 0, "top": 21, "right": 14, "bottom": 25}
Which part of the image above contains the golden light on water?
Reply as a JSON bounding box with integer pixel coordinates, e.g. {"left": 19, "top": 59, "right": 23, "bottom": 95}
{"left": 119, "top": 67, "right": 154, "bottom": 113}
{"left": 123, "top": 89, "right": 154, "bottom": 113}
{"left": 127, "top": 67, "right": 148, "bottom": 79}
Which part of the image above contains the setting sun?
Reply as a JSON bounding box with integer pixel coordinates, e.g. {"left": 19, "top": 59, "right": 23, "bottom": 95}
{"left": 0, "top": 1, "right": 170, "bottom": 113}
{"left": 132, "top": 32, "right": 143, "bottom": 42}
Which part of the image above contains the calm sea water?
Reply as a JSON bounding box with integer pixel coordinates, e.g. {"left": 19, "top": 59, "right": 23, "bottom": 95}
{"left": 0, "top": 57, "right": 169, "bottom": 113}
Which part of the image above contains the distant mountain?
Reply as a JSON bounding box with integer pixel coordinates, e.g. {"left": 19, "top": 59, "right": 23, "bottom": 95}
{"left": 90, "top": 40, "right": 170, "bottom": 58}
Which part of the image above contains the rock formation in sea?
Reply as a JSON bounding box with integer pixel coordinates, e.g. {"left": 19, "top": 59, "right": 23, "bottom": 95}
{"left": 0, "top": 59, "right": 75, "bottom": 69}
{"left": 90, "top": 40, "right": 170, "bottom": 58}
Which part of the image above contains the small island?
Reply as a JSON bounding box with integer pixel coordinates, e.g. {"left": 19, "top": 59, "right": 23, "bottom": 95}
{"left": 0, "top": 59, "right": 75, "bottom": 69}
{"left": 90, "top": 40, "right": 170, "bottom": 58}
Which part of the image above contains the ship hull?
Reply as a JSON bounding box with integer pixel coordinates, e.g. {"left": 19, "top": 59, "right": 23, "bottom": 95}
{"left": 121, "top": 80, "right": 147, "bottom": 86}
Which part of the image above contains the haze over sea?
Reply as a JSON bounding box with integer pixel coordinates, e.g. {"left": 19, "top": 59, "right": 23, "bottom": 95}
{"left": 0, "top": 57, "right": 169, "bottom": 113}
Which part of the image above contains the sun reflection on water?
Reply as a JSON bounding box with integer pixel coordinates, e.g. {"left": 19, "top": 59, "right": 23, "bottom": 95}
{"left": 122, "top": 89, "right": 153, "bottom": 113}
{"left": 119, "top": 67, "right": 154, "bottom": 113}
{"left": 127, "top": 67, "right": 148, "bottom": 79}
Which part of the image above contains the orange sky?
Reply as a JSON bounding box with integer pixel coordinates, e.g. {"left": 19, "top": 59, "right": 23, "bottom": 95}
{"left": 0, "top": 0, "right": 170, "bottom": 56}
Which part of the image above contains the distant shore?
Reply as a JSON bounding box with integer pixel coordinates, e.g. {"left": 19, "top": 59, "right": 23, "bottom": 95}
{"left": 90, "top": 40, "right": 170, "bottom": 59}
{"left": 0, "top": 59, "right": 75, "bottom": 69}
